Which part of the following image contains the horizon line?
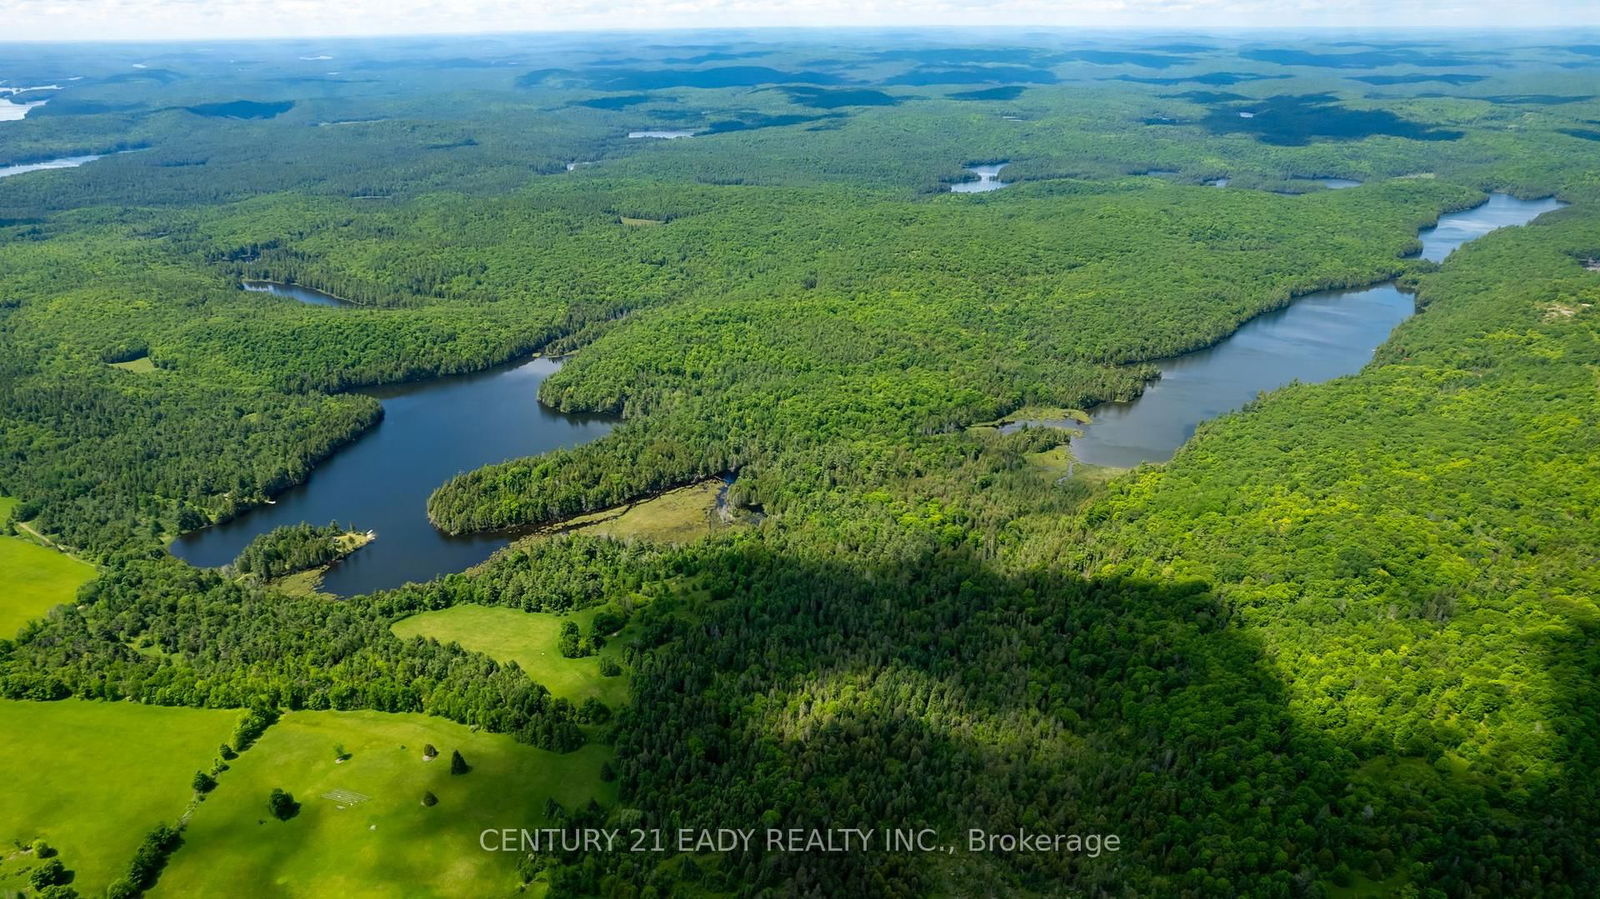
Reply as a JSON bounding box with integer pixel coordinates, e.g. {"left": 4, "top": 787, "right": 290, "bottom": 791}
{"left": 6, "top": 23, "right": 1600, "bottom": 46}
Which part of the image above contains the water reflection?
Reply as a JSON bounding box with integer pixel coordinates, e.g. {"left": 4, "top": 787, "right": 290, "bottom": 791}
{"left": 951, "top": 163, "right": 1009, "bottom": 193}
{"left": 1064, "top": 193, "right": 1564, "bottom": 467}
{"left": 171, "top": 357, "right": 615, "bottom": 595}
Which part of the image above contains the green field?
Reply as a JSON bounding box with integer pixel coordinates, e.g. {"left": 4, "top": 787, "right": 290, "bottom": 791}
{"left": 556, "top": 478, "right": 726, "bottom": 545}
{"left": 154, "top": 710, "right": 615, "bottom": 898}
{"left": 108, "top": 356, "right": 157, "bottom": 373}
{"left": 0, "top": 700, "right": 239, "bottom": 895}
{"left": 0, "top": 497, "right": 97, "bottom": 636}
{"left": 391, "top": 605, "right": 629, "bottom": 707}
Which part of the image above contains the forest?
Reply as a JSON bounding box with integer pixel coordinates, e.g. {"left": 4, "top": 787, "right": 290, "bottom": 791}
{"left": 1, "top": 28, "right": 1598, "bottom": 898}
{"left": 230, "top": 523, "right": 367, "bottom": 579}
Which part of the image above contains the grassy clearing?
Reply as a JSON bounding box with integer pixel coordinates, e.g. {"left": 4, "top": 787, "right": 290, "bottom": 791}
{"left": 1026, "top": 446, "right": 1123, "bottom": 484}
{"left": 564, "top": 478, "right": 724, "bottom": 544}
{"left": 0, "top": 498, "right": 97, "bottom": 637}
{"left": 971, "top": 406, "right": 1090, "bottom": 431}
{"left": 154, "top": 710, "right": 614, "bottom": 899}
{"left": 392, "top": 604, "right": 629, "bottom": 707}
{"left": 335, "top": 530, "right": 375, "bottom": 554}
{"left": 109, "top": 356, "right": 157, "bottom": 373}
{"left": 268, "top": 567, "right": 335, "bottom": 599}
{"left": 0, "top": 700, "right": 239, "bottom": 896}
{"left": 619, "top": 216, "right": 664, "bottom": 226}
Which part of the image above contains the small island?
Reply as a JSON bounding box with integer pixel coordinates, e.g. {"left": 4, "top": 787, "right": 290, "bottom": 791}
{"left": 231, "top": 523, "right": 373, "bottom": 597}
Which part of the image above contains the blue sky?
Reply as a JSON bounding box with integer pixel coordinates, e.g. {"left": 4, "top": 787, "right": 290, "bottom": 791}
{"left": 5, "top": 1, "right": 1599, "bottom": 41}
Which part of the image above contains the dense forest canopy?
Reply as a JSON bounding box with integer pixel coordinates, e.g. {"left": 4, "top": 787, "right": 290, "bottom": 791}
{"left": 1, "top": 27, "right": 1598, "bottom": 898}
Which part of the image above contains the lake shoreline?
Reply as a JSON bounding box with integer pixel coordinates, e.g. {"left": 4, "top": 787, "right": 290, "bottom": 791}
{"left": 241, "top": 279, "right": 357, "bottom": 307}
{"left": 170, "top": 354, "right": 617, "bottom": 596}
{"left": 1061, "top": 191, "right": 1566, "bottom": 467}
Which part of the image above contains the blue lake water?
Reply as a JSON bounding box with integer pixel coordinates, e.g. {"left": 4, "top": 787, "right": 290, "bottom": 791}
{"left": 0, "top": 154, "right": 102, "bottom": 179}
{"left": 241, "top": 280, "right": 352, "bottom": 307}
{"left": 171, "top": 357, "right": 614, "bottom": 596}
{"left": 951, "top": 163, "right": 1009, "bottom": 192}
{"left": 1063, "top": 193, "right": 1566, "bottom": 468}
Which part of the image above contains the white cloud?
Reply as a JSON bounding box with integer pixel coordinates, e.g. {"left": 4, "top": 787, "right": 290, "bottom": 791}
{"left": 2, "top": 0, "right": 1597, "bottom": 41}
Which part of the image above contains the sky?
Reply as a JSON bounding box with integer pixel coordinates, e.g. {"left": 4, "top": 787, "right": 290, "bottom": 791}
{"left": 4, "top": 0, "right": 1599, "bottom": 42}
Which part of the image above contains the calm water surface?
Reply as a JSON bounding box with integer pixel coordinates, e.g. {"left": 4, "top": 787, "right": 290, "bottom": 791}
{"left": 1412, "top": 193, "right": 1563, "bottom": 262}
{"left": 0, "top": 154, "right": 102, "bottom": 179}
{"left": 241, "top": 280, "right": 351, "bottom": 307}
{"left": 0, "top": 98, "right": 48, "bottom": 121}
{"left": 171, "top": 357, "right": 614, "bottom": 595}
{"left": 1065, "top": 193, "right": 1565, "bottom": 468}
{"left": 951, "top": 164, "right": 1009, "bottom": 193}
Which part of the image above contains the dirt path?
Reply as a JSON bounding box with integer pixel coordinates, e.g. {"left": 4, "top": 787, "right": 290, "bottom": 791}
{"left": 14, "top": 520, "right": 62, "bottom": 550}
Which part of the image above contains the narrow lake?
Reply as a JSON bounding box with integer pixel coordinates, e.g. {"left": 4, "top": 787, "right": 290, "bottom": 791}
{"left": 0, "top": 154, "right": 103, "bottom": 179}
{"left": 952, "top": 163, "right": 1009, "bottom": 193}
{"left": 0, "top": 98, "right": 48, "bottom": 121}
{"left": 241, "top": 279, "right": 351, "bottom": 307}
{"left": 171, "top": 357, "right": 614, "bottom": 596}
{"left": 1064, "top": 193, "right": 1565, "bottom": 468}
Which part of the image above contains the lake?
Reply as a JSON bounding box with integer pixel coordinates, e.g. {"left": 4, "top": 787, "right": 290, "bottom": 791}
{"left": 1062, "top": 193, "right": 1565, "bottom": 468}
{"left": 242, "top": 280, "right": 352, "bottom": 307}
{"left": 628, "top": 130, "right": 695, "bottom": 139}
{"left": 0, "top": 154, "right": 103, "bottom": 179}
{"left": 1412, "top": 192, "right": 1562, "bottom": 262}
{"left": 170, "top": 357, "right": 615, "bottom": 596}
{"left": 0, "top": 98, "right": 49, "bottom": 121}
{"left": 951, "top": 163, "right": 1009, "bottom": 193}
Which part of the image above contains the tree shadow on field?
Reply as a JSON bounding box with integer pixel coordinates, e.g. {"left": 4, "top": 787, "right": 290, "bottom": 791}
{"left": 590, "top": 540, "right": 1393, "bottom": 898}
{"left": 578, "top": 529, "right": 1600, "bottom": 898}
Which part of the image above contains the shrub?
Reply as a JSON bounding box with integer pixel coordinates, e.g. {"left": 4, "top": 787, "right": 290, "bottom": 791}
{"left": 590, "top": 607, "right": 627, "bottom": 637}
{"left": 268, "top": 788, "right": 300, "bottom": 821}
{"left": 29, "top": 858, "right": 67, "bottom": 889}
{"left": 231, "top": 707, "right": 279, "bottom": 752}
{"left": 578, "top": 697, "right": 611, "bottom": 724}
{"left": 557, "top": 621, "right": 584, "bottom": 658}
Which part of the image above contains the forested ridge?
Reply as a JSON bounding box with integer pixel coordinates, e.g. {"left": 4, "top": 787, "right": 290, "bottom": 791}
{"left": 1, "top": 173, "right": 1479, "bottom": 548}
{"left": 425, "top": 178, "right": 1479, "bottom": 533}
{"left": 2, "top": 30, "right": 1599, "bottom": 897}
